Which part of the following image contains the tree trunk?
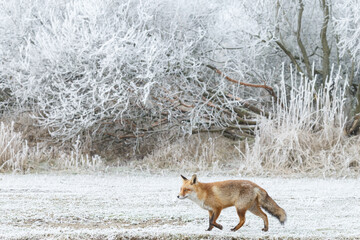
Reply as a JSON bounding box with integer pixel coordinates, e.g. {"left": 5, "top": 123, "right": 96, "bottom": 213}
{"left": 320, "top": 0, "right": 331, "bottom": 84}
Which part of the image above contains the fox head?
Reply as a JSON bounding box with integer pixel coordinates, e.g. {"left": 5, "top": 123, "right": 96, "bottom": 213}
{"left": 177, "top": 174, "right": 198, "bottom": 200}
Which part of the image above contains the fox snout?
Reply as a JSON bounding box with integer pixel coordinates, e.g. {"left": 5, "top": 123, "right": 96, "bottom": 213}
{"left": 177, "top": 195, "right": 187, "bottom": 199}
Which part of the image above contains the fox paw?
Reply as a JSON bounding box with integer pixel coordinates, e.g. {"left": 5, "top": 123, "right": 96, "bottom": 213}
{"left": 230, "top": 227, "right": 237, "bottom": 232}
{"left": 206, "top": 227, "right": 213, "bottom": 231}
{"left": 262, "top": 227, "right": 268, "bottom": 232}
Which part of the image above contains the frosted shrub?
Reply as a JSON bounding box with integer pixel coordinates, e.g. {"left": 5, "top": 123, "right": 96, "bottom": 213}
{"left": 1, "top": 0, "right": 208, "bottom": 141}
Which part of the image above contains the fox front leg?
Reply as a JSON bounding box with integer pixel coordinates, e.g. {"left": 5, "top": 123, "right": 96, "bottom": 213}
{"left": 206, "top": 211, "right": 214, "bottom": 231}
{"left": 207, "top": 209, "right": 223, "bottom": 231}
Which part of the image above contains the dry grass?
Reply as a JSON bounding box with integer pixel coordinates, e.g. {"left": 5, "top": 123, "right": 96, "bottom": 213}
{"left": 2, "top": 116, "right": 359, "bottom": 177}
{"left": 0, "top": 122, "right": 34, "bottom": 172}
{"left": 240, "top": 124, "right": 360, "bottom": 177}
{"left": 0, "top": 121, "right": 104, "bottom": 173}
{"left": 130, "top": 133, "right": 242, "bottom": 175}
{"left": 126, "top": 128, "right": 360, "bottom": 177}
{"left": 54, "top": 136, "right": 104, "bottom": 171}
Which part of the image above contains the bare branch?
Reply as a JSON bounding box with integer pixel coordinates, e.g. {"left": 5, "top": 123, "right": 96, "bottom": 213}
{"left": 275, "top": 40, "right": 304, "bottom": 74}
{"left": 206, "top": 65, "right": 278, "bottom": 101}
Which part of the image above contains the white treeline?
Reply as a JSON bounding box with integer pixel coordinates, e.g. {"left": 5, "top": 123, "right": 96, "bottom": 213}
{"left": 0, "top": 0, "right": 359, "bottom": 166}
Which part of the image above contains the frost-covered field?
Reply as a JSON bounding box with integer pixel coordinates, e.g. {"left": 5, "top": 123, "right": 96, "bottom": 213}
{"left": 0, "top": 173, "right": 359, "bottom": 239}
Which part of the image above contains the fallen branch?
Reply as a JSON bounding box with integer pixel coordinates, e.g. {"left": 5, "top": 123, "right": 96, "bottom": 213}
{"left": 192, "top": 127, "right": 255, "bottom": 140}
{"left": 225, "top": 93, "right": 270, "bottom": 118}
{"left": 201, "top": 96, "right": 257, "bottom": 125}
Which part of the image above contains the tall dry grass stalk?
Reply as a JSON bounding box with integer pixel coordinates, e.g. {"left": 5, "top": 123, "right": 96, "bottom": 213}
{"left": 240, "top": 69, "right": 360, "bottom": 177}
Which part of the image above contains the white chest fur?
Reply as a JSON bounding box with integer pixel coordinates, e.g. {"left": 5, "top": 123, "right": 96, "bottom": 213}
{"left": 187, "top": 192, "right": 212, "bottom": 211}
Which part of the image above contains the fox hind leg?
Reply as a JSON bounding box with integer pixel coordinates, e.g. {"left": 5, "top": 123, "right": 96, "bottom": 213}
{"left": 249, "top": 202, "right": 269, "bottom": 232}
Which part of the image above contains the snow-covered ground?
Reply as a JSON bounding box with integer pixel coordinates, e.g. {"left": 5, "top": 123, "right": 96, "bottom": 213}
{"left": 0, "top": 173, "right": 359, "bottom": 239}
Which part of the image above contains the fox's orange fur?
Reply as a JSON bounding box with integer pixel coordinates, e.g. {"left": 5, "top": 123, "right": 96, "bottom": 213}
{"left": 177, "top": 174, "right": 286, "bottom": 232}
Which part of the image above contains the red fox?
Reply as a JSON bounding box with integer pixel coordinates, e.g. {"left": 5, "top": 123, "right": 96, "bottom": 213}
{"left": 177, "top": 174, "right": 286, "bottom": 232}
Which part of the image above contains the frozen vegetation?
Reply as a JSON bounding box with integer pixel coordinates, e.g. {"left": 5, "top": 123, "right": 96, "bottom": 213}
{"left": 0, "top": 0, "right": 360, "bottom": 176}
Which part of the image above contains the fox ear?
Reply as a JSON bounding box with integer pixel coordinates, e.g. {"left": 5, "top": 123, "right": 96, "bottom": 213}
{"left": 190, "top": 174, "right": 197, "bottom": 185}
{"left": 181, "top": 175, "right": 188, "bottom": 181}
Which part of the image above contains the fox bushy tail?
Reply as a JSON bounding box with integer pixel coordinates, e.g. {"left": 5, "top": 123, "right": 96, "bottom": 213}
{"left": 258, "top": 190, "right": 287, "bottom": 224}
